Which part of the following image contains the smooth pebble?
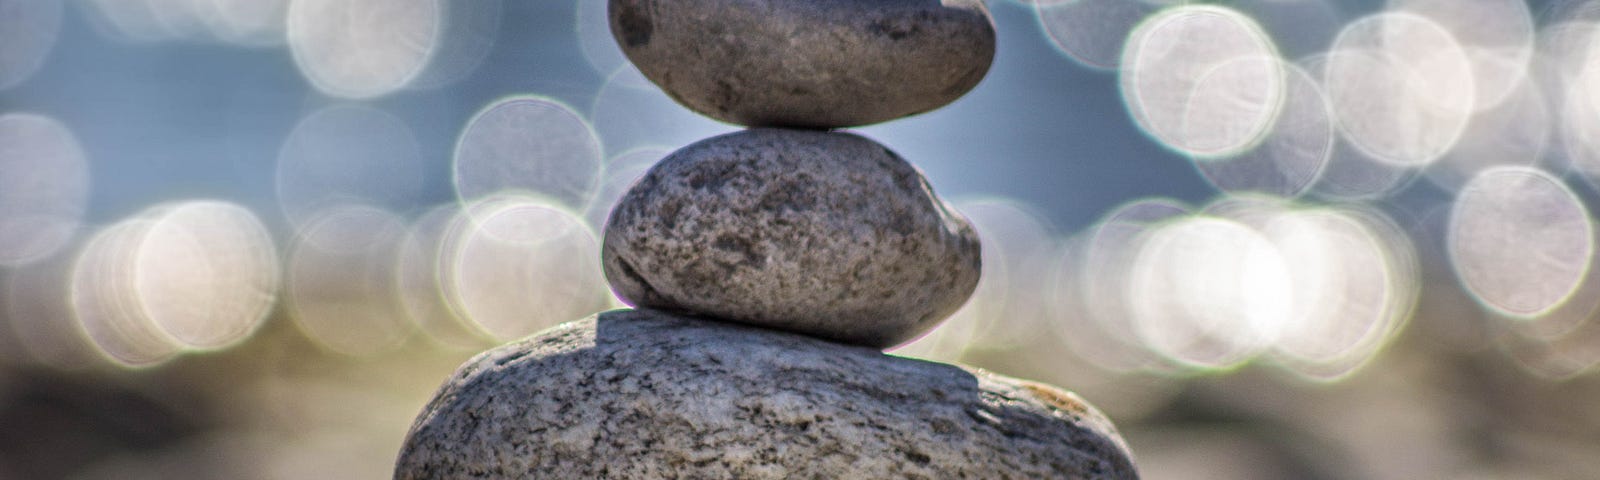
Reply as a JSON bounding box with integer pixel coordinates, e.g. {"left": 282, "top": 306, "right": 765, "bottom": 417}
{"left": 601, "top": 128, "right": 981, "bottom": 348}
{"left": 609, "top": 0, "right": 996, "bottom": 128}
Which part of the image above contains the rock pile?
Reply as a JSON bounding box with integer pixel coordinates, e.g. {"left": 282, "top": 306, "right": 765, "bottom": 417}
{"left": 396, "top": 1, "right": 1138, "bottom": 478}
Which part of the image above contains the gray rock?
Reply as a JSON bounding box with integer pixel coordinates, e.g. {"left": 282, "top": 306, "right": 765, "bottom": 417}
{"left": 609, "top": 0, "right": 996, "bottom": 128}
{"left": 395, "top": 309, "right": 1140, "bottom": 479}
{"left": 601, "top": 129, "right": 981, "bottom": 349}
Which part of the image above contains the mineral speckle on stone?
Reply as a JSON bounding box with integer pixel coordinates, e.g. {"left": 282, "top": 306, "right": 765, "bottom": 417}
{"left": 608, "top": 0, "right": 997, "bottom": 128}
{"left": 395, "top": 309, "right": 1140, "bottom": 479}
{"left": 601, "top": 128, "right": 981, "bottom": 349}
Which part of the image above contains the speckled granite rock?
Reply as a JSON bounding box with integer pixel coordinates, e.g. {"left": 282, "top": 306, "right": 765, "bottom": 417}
{"left": 601, "top": 129, "right": 981, "bottom": 349}
{"left": 395, "top": 309, "right": 1139, "bottom": 479}
{"left": 608, "top": 0, "right": 996, "bottom": 128}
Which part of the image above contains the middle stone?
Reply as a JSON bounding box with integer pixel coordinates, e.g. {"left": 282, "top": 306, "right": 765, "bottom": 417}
{"left": 602, "top": 128, "right": 981, "bottom": 349}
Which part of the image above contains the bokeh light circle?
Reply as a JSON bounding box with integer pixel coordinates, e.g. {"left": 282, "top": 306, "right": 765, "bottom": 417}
{"left": 1071, "top": 198, "right": 1192, "bottom": 373}
{"left": 1127, "top": 216, "right": 1291, "bottom": 370}
{"left": 1297, "top": 52, "right": 1421, "bottom": 200}
{"left": 1450, "top": 167, "right": 1593, "bottom": 318}
{"left": 1310, "top": 138, "right": 1420, "bottom": 201}
{"left": 1422, "top": 54, "right": 1549, "bottom": 192}
{"left": 454, "top": 96, "right": 604, "bottom": 212}
{"left": 0, "top": 0, "right": 65, "bottom": 89}
{"left": 275, "top": 104, "right": 425, "bottom": 229}
{"left": 0, "top": 113, "right": 90, "bottom": 267}
{"left": 1194, "top": 61, "right": 1333, "bottom": 197}
{"left": 1512, "top": 249, "right": 1600, "bottom": 342}
{"left": 441, "top": 196, "right": 611, "bottom": 341}
{"left": 1558, "top": 23, "right": 1600, "bottom": 184}
{"left": 205, "top": 0, "right": 291, "bottom": 47}
{"left": 1260, "top": 207, "right": 1416, "bottom": 380}
{"left": 959, "top": 199, "right": 1061, "bottom": 351}
{"left": 287, "top": 0, "right": 441, "bottom": 99}
{"left": 1121, "top": 5, "right": 1285, "bottom": 158}
{"left": 286, "top": 205, "right": 414, "bottom": 356}
{"left": 1388, "top": 0, "right": 1534, "bottom": 111}
{"left": 408, "top": 0, "right": 501, "bottom": 90}
{"left": 394, "top": 203, "right": 484, "bottom": 349}
{"left": 70, "top": 219, "right": 183, "bottom": 368}
{"left": 2, "top": 247, "right": 98, "bottom": 369}
{"left": 1324, "top": 13, "right": 1476, "bottom": 167}
{"left": 134, "top": 201, "right": 278, "bottom": 350}
{"left": 64, "top": 201, "right": 281, "bottom": 367}
{"left": 84, "top": 0, "right": 199, "bottom": 43}
{"left": 1036, "top": 0, "right": 1157, "bottom": 70}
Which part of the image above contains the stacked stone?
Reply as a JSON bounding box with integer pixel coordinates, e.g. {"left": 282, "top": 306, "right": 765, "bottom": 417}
{"left": 396, "top": 1, "right": 1138, "bottom": 478}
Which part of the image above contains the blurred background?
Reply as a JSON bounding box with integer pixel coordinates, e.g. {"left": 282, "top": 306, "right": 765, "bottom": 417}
{"left": 2, "top": 0, "right": 1599, "bottom": 478}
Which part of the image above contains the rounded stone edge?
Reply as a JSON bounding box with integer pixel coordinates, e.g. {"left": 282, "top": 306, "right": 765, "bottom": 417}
{"left": 607, "top": 0, "right": 998, "bottom": 128}
{"left": 395, "top": 309, "right": 1140, "bottom": 479}
{"left": 598, "top": 129, "right": 983, "bottom": 349}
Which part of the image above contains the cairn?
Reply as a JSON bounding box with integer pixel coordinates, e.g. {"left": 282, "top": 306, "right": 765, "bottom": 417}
{"left": 396, "top": 1, "right": 1139, "bottom": 478}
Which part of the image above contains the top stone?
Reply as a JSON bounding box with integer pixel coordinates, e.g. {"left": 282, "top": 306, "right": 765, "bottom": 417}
{"left": 609, "top": 0, "right": 997, "bottom": 128}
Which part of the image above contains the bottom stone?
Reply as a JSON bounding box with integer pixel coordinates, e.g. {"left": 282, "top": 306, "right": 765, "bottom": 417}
{"left": 395, "top": 309, "right": 1139, "bottom": 479}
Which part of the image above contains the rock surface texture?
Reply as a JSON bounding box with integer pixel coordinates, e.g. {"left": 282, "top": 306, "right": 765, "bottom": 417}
{"left": 602, "top": 128, "right": 982, "bottom": 349}
{"left": 396, "top": 3, "right": 1140, "bottom": 478}
{"left": 396, "top": 309, "right": 1140, "bottom": 480}
{"left": 608, "top": 0, "right": 997, "bottom": 128}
